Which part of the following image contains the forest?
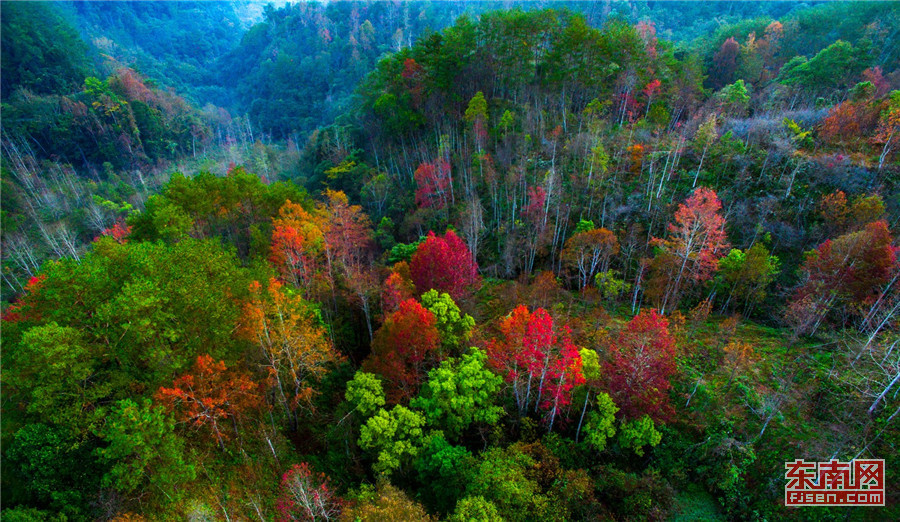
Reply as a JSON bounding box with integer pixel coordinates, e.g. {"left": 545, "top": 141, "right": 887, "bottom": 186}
{"left": 2, "top": 1, "right": 899, "bottom": 520}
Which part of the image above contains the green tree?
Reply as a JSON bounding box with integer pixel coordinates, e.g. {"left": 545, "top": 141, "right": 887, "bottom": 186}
{"left": 0, "top": 507, "right": 68, "bottom": 522}
{"left": 692, "top": 114, "right": 718, "bottom": 187}
{"left": 96, "top": 278, "right": 180, "bottom": 382}
{"left": 464, "top": 91, "right": 489, "bottom": 124}
{"left": 617, "top": 415, "right": 662, "bottom": 456}
{"left": 778, "top": 40, "right": 863, "bottom": 90}
{"left": 5, "top": 323, "right": 108, "bottom": 431}
{"left": 499, "top": 110, "right": 515, "bottom": 135}
{"left": 359, "top": 405, "right": 426, "bottom": 475}
{"left": 573, "top": 219, "right": 595, "bottom": 234}
{"left": 411, "top": 348, "right": 504, "bottom": 438}
{"left": 466, "top": 445, "right": 547, "bottom": 521}
{"left": 14, "top": 237, "right": 257, "bottom": 389}
{"left": 5, "top": 424, "right": 102, "bottom": 518}
{"left": 139, "top": 196, "right": 194, "bottom": 242}
{"left": 575, "top": 347, "right": 602, "bottom": 441}
{"left": 449, "top": 496, "right": 504, "bottom": 522}
{"left": 346, "top": 371, "right": 387, "bottom": 417}
{"left": 717, "top": 243, "right": 780, "bottom": 315}
{"left": 420, "top": 289, "right": 475, "bottom": 354}
{"left": 583, "top": 393, "right": 618, "bottom": 453}
{"left": 594, "top": 270, "right": 630, "bottom": 301}
{"left": 415, "top": 433, "right": 477, "bottom": 512}
{"left": 1, "top": 2, "right": 90, "bottom": 99}
{"left": 95, "top": 399, "right": 195, "bottom": 495}
{"left": 783, "top": 118, "right": 814, "bottom": 149}
{"left": 716, "top": 80, "right": 750, "bottom": 117}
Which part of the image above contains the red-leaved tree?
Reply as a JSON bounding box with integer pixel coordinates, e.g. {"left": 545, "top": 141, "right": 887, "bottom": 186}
{"left": 409, "top": 230, "right": 480, "bottom": 300}
{"left": 401, "top": 58, "right": 425, "bottom": 109}
{"left": 487, "top": 306, "right": 584, "bottom": 430}
{"left": 712, "top": 37, "right": 739, "bottom": 88}
{"left": 414, "top": 160, "right": 451, "bottom": 210}
{"left": 650, "top": 187, "right": 729, "bottom": 313}
{"left": 275, "top": 463, "right": 344, "bottom": 521}
{"left": 363, "top": 298, "right": 441, "bottom": 402}
{"left": 100, "top": 221, "right": 132, "bottom": 243}
{"left": 604, "top": 309, "right": 676, "bottom": 423}
{"left": 787, "top": 220, "right": 898, "bottom": 336}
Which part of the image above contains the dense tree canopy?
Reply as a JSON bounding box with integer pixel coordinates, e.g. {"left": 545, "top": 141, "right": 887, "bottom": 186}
{"left": 3, "top": 2, "right": 900, "bottom": 520}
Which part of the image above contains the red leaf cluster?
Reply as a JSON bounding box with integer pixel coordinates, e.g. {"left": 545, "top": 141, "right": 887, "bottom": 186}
{"left": 409, "top": 230, "right": 479, "bottom": 300}
{"left": 487, "top": 306, "right": 584, "bottom": 427}
{"left": 275, "top": 463, "right": 343, "bottom": 522}
{"left": 363, "top": 299, "right": 441, "bottom": 403}
{"left": 794, "top": 220, "right": 897, "bottom": 311}
{"left": 101, "top": 221, "right": 132, "bottom": 243}
{"left": 523, "top": 185, "right": 546, "bottom": 223}
{"left": 414, "top": 160, "right": 451, "bottom": 210}
{"left": 1, "top": 274, "right": 46, "bottom": 323}
{"left": 665, "top": 186, "right": 730, "bottom": 282}
{"left": 604, "top": 309, "right": 676, "bottom": 422}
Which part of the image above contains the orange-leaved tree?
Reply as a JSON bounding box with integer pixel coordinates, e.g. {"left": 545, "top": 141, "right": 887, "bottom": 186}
{"left": 561, "top": 227, "right": 619, "bottom": 289}
{"left": 155, "top": 354, "right": 262, "bottom": 450}
{"left": 270, "top": 199, "right": 326, "bottom": 294}
{"left": 240, "top": 278, "right": 342, "bottom": 430}
{"left": 382, "top": 262, "right": 416, "bottom": 318}
{"left": 322, "top": 190, "right": 378, "bottom": 341}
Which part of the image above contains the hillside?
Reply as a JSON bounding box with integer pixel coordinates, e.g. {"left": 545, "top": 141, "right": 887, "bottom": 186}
{"left": 2, "top": 2, "right": 900, "bottom": 521}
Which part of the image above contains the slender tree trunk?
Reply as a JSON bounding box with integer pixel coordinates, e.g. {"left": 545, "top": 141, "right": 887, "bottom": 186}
{"left": 693, "top": 147, "right": 707, "bottom": 188}
{"left": 869, "top": 371, "right": 900, "bottom": 415}
{"left": 685, "top": 376, "right": 703, "bottom": 407}
{"left": 576, "top": 390, "right": 590, "bottom": 442}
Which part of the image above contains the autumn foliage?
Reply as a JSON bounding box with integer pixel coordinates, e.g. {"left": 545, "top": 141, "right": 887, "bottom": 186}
{"left": 487, "top": 306, "right": 585, "bottom": 428}
{"left": 820, "top": 100, "right": 879, "bottom": 143}
{"left": 364, "top": 298, "right": 441, "bottom": 402}
{"left": 667, "top": 187, "right": 730, "bottom": 281}
{"left": 1, "top": 274, "right": 45, "bottom": 323}
{"left": 712, "top": 37, "right": 740, "bottom": 88}
{"left": 414, "top": 160, "right": 451, "bottom": 210}
{"left": 649, "top": 187, "right": 729, "bottom": 311}
{"left": 6, "top": 5, "right": 900, "bottom": 520}
{"left": 155, "top": 355, "right": 262, "bottom": 450}
{"left": 604, "top": 309, "right": 676, "bottom": 423}
{"left": 382, "top": 262, "right": 416, "bottom": 316}
{"left": 275, "top": 463, "right": 343, "bottom": 522}
{"left": 322, "top": 190, "right": 379, "bottom": 339}
{"left": 239, "top": 279, "right": 341, "bottom": 426}
{"left": 788, "top": 220, "right": 898, "bottom": 335}
{"left": 101, "top": 221, "right": 132, "bottom": 243}
{"left": 409, "top": 230, "right": 479, "bottom": 300}
{"left": 270, "top": 200, "right": 325, "bottom": 292}
{"left": 561, "top": 227, "right": 619, "bottom": 289}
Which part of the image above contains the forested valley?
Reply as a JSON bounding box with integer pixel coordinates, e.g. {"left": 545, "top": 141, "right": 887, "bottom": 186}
{"left": 2, "top": 1, "right": 900, "bottom": 520}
